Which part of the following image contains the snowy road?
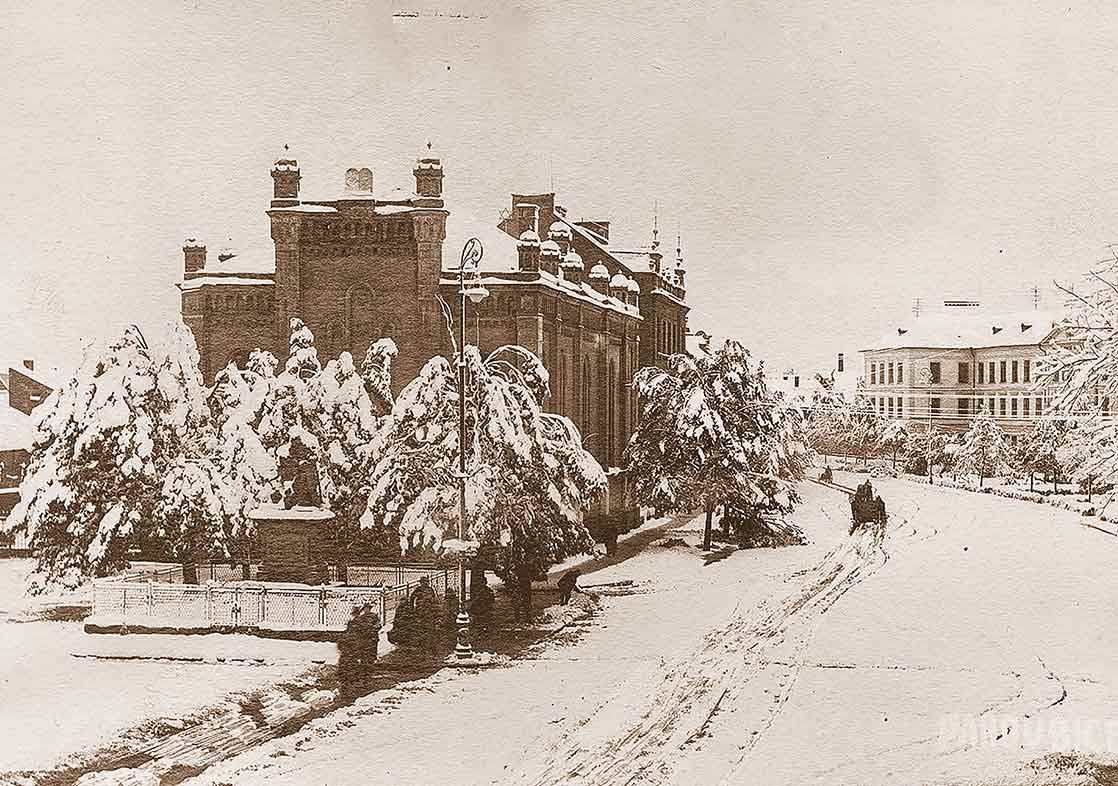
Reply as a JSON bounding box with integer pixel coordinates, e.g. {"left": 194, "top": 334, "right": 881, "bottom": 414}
{"left": 183, "top": 477, "right": 1118, "bottom": 786}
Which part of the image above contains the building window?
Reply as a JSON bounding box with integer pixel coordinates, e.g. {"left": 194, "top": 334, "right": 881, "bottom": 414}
{"left": 1023, "top": 359, "right": 1031, "bottom": 383}
{"left": 888, "top": 397, "right": 894, "bottom": 416}
{"left": 838, "top": 353, "right": 844, "bottom": 372}
{"left": 999, "top": 361, "right": 1007, "bottom": 383}
{"left": 1035, "top": 397, "right": 1043, "bottom": 415}
{"left": 999, "top": 398, "right": 1007, "bottom": 417}
{"left": 930, "top": 397, "right": 941, "bottom": 415}
{"left": 959, "top": 397, "right": 970, "bottom": 417}
{"left": 1012, "top": 360, "right": 1019, "bottom": 383}
{"left": 929, "top": 362, "right": 941, "bottom": 384}
{"left": 988, "top": 361, "right": 995, "bottom": 382}
{"left": 1023, "top": 397, "right": 1030, "bottom": 417}
{"left": 887, "top": 363, "right": 894, "bottom": 384}
{"left": 897, "top": 398, "right": 903, "bottom": 417}
{"left": 958, "top": 362, "right": 969, "bottom": 384}
{"left": 978, "top": 362, "right": 985, "bottom": 384}
{"left": 1011, "top": 398, "right": 1018, "bottom": 417}
{"left": 897, "top": 363, "right": 903, "bottom": 383}
{"left": 988, "top": 397, "right": 995, "bottom": 413}
{"left": 871, "top": 362, "right": 877, "bottom": 385}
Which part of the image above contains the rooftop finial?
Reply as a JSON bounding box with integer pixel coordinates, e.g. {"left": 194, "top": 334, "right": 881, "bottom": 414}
{"left": 652, "top": 201, "right": 660, "bottom": 250}
{"left": 676, "top": 232, "right": 682, "bottom": 262}
{"left": 426, "top": 140, "right": 432, "bottom": 151}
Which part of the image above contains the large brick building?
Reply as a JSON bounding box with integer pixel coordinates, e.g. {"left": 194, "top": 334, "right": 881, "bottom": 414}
{"left": 179, "top": 153, "right": 690, "bottom": 467}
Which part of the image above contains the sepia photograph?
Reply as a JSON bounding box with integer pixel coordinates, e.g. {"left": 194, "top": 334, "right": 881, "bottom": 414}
{"left": 1, "top": 1, "right": 1117, "bottom": 784}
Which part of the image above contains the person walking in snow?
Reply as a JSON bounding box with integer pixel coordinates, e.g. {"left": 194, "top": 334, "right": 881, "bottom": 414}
{"left": 557, "top": 569, "right": 583, "bottom": 606}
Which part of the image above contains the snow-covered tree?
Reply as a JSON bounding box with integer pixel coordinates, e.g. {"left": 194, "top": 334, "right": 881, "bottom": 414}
{"left": 305, "top": 351, "right": 384, "bottom": 568}
{"left": 284, "top": 318, "right": 321, "bottom": 379}
{"left": 879, "top": 419, "right": 908, "bottom": 470}
{"left": 6, "top": 323, "right": 230, "bottom": 591}
{"left": 362, "top": 345, "right": 605, "bottom": 617}
{"left": 208, "top": 361, "right": 277, "bottom": 570}
{"left": 626, "top": 340, "right": 810, "bottom": 550}
{"left": 956, "top": 406, "right": 1010, "bottom": 486}
{"left": 154, "top": 458, "right": 233, "bottom": 583}
{"left": 1017, "top": 418, "right": 1067, "bottom": 492}
{"left": 1036, "top": 264, "right": 1118, "bottom": 500}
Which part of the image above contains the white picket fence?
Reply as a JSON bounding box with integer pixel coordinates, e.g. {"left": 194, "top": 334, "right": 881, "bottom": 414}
{"left": 91, "top": 567, "right": 452, "bottom": 633}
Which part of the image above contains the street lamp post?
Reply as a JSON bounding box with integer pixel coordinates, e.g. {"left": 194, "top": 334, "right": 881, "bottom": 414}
{"left": 454, "top": 238, "right": 487, "bottom": 660}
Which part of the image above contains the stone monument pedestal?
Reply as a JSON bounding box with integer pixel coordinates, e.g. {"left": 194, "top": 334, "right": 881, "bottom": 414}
{"left": 250, "top": 505, "right": 336, "bottom": 585}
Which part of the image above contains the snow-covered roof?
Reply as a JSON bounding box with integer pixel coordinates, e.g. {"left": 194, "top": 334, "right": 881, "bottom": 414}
{"left": 864, "top": 311, "right": 1062, "bottom": 351}
{"left": 540, "top": 239, "right": 561, "bottom": 257}
{"left": 7, "top": 363, "right": 67, "bottom": 390}
{"left": 609, "top": 273, "right": 628, "bottom": 289}
{"left": 267, "top": 203, "right": 338, "bottom": 214}
{"left": 179, "top": 276, "right": 275, "bottom": 291}
{"left": 589, "top": 263, "right": 609, "bottom": 280}
{"left": 626, "top": 277, "right": 640, "bottom": 293}
{"left": 438, "top": 271, "right": 641, "bottom": 319}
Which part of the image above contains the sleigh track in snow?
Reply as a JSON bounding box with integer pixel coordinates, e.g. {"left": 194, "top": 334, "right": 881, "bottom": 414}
{"left": 513, "top": 493, "right": 910, "bottom": 786}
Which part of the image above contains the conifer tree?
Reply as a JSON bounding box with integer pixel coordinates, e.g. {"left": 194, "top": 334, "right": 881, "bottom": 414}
{"left": 626, "top": 340, "right": 809, "bottom": 550}
{"left": 957, "top": 406, "right": 1010, "bottom": 487}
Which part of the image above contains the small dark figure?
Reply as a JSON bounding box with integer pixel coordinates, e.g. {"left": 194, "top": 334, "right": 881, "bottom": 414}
{"left": 820, "top": 466, "right": 834, "bottom": 483}
{"left": 337, "top": 604, "right": 381, "bottom": 696}
{"left": 410, "top": 576, "right": 440, "bottom": 653}
{"left": 278, "top": 431, "right": 322, "bottom": 509}
{"left": 557, "top": 569, "right": 583, "bottom": 606}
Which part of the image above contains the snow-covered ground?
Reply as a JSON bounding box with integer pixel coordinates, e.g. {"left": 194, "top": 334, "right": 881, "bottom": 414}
{"left": 177, "top": 478, "right": 1118, "bottom": 786}
{"left": 0, "top": 559, "right": 336, "bottom": 773}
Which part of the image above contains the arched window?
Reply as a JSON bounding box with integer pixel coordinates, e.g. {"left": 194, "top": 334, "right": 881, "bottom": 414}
{"left": 346, "top": 283, "right": 376, "bottom": 355}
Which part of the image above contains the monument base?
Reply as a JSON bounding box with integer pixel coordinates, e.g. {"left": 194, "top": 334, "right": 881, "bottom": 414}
{"left": 249, "top": 505, "right": 336, "bottom": 585}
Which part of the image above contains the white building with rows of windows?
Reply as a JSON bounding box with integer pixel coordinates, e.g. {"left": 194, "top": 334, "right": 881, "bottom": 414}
{"left": 858, "top": 311, "right": 1063, "bottom": 438}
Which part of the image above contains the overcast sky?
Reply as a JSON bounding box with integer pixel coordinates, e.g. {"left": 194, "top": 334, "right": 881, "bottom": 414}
{"left": 2, "top": 0, "right": 1116, "bottom": 376}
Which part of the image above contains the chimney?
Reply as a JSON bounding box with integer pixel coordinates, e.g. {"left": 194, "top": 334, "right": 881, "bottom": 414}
{"left": 22, "top": 359, "right": 33, "bottom": 371}
{"left": 518, "top": 230, "right": 541, "bottom": 272}
{"left": 513, "top": 203, "right": 539, "bottom": 237}
{"left": 609, "top": 273, "right": 628, "bottom": 301}
{"left": 561, "top": 250, "right": 583, "bottom": 285}
{"left": 837, "top": 353, "right": 844, "bottom": 373}
{"left": 271, "top": 157, "right": 301, "bottom": 207}
{"left": 414, "top": 156, "right": 443, "bottom": 197}
{"left": 539, "top": 240, "right": 561, "bottom": 275}
{"left": 345, "top": 167, "right": 374, "bottom": 193}
{"left": 548, "top": 221, "right": 572, "bottom": 257}
{"left": 183, "top": 239, "right": 207, "bottom": 273}
{"left": 588, "top": 264, "right": 610, "bottom": 295}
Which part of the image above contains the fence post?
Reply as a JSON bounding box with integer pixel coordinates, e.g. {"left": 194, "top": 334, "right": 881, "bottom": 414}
{"left": 318, "top": 588, "right": 327, "bottom": 627}
{"left": 147, "top": 579, "right": 154, "bottom": 617}
{"left": 233, "top": 587, "right": 241, "bottom": 627}
{"left": 260, "top": 587, "right": 268, "bottom": 625}
{"left": 379, "top": 587, "right": 387, "bottom": 626}
{"left": 205, "top": 584, "right": 213, "bottom": 623}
